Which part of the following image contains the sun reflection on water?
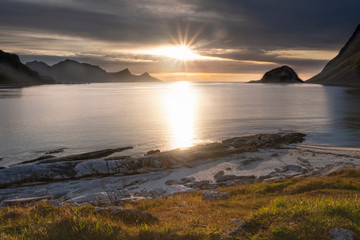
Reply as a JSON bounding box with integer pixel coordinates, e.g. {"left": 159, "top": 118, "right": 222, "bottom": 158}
{"left": 165, "top": 82, "right": 197, "bottom": 149}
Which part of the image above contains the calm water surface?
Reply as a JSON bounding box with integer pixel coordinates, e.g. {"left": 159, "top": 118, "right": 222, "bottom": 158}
{"left": 1, "top": 82, "right": 360, "bottom": 165}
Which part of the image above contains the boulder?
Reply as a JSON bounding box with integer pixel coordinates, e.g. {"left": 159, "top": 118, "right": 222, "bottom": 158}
{"left": 282, "top": 165, "right": 303, "bottom": 172}
{"left": 214, "top": 170, "right": 225, "bottom": 179}
{"left": 165, "top": 177, "right": 195, "bottom": 185}
{"left": 0, "top": 161, "right": 78, "bottom": 187}
{"left": 145, "top": 149, "right": 161, "bottom": 156}
{"left": 137, "top": 187, "right": 168, "bottom": 199}
{"left": 186, "top": 180, "right": 214, "bottom": 190}
{"left": 329, "top": 228, "right": 354, "bottom": 240}
{"left": 202, "top": 191, "right": 230, "bottom": 201}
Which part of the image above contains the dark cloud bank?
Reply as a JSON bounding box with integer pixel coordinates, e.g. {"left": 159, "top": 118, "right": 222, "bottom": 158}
{"left": 0, "top": 0, "right": 359, "bottom": 80}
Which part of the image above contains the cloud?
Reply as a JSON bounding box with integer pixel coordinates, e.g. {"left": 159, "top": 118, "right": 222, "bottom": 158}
{"left": 0, "top": 0, "right": 359, "bottom": 80}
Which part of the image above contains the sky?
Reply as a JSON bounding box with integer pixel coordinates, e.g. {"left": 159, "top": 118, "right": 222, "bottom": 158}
{"left": 0, "top": 0, "right": 359, "bottom": 81}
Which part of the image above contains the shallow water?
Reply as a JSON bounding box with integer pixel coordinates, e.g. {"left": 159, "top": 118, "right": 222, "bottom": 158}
{"left": 0, "top": 82, "right": 360, "bottom": 164}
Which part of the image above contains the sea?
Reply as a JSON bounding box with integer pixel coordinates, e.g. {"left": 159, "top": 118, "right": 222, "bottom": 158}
{"left": 1, "top": 82, "right": 360, "bottom": 166}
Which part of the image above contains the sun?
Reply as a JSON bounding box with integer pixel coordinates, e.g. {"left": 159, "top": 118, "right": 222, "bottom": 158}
{"left": 159, "top": 45, "right": 199, "bottom": 60}
{"left": 143, "top": 44, "right": 206, "bottom": 61}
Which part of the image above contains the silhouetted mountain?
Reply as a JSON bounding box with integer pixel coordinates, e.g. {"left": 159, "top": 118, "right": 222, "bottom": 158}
{"left": 0, "top": 50, "right": 56, "bottom": 88}
{"left": 307, "top": 24, "right": 360, "bottom": 87}
{"left": 249, "top": 66, "right": 303, "bottom": 83}
{"left": 26, "top": 59, "right": 161, "bottom": 84}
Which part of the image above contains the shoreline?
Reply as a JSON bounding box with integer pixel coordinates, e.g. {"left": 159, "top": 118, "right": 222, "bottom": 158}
{"left": 0, "top": 132, "right": 359, "bottom": 207}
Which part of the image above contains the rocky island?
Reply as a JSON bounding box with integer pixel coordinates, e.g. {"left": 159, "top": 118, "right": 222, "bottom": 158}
{"left": 249, "top": 65, "right": 303, "bottom": 83}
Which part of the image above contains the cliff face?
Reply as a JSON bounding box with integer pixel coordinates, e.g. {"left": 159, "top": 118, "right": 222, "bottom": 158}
{"left": 26, "top": 60, "right": 161, "bottom": 84}
{"left": 0, "top": 50, "right": 55, "bottom": 88}
{"left": 250, "top": 66, "right": 303, "bottom": 83}
{"left": 307, "top": 24, "right": 360, "bottom": 87}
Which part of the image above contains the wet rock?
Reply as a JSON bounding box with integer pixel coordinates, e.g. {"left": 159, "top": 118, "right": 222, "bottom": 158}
{"left": 241, "top": 156, "right": 263, "bottom": 165}
{"left": 46, "top": 148, "right": 67, "bottom": 154}
{"left": 202, "top": 191, "right": 230, "bottom": 201}
{"left": 145, "top": 149, "right": 161, "bottom": 156}
{"left": 139, "top": 187, "right": 167, "bottom": 198}
{"left": 181, "top": 177, "right": 196, "bottom": 183}
{"left": 73, "top": 157, "right": 150, "bottom": 177}
{"left": 222, "top": 132, "right": 305, "bottom": 150}
{"left": 17, "top": 155, "right": 55, "bottom": 165}
{"left": 297, "top": 157, "right": 311, "bottom": 166}
{"left": 165, "top": 177, "right": 195, "bottom": 185}
{"left": 214, "top": 170, "right": 225, "bottom": 179}
{"left": 282, "top": 165, "right": 303, "bottom": 172}
{"left": 329, "top": 228, "right": 354, "bottom": 240}
{"left": 186, "top": 180, "right": 214, "bottom": 190}
{"left": 0, "top": 161, "right": 78, "bottom": 188}
{"left": 165, "top": 179, "right": 178, "bottom": 185}
{"left": 37, "top": 146, "right": 133, "bottom": 164}
{"left": 104, "top": 156, "right": 131, "bottom": 160}
{"left": 259, "top": 171, "right": 278, "bottom": 181}
{"left": 215, "top": 175, "right": 256, "bottom": 184}
{"left": 282, "top": 132, "right": 306, "bottom": 144}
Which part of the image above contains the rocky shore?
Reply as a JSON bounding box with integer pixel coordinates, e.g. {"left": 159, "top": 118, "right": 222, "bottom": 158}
{"left": 0, "top": 132, "right": 359, "bottom": 207}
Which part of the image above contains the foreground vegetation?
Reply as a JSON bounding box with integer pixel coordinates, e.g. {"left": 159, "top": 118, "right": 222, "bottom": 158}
{"left": 1, "top": 169, "right": 359, "bottom": 240}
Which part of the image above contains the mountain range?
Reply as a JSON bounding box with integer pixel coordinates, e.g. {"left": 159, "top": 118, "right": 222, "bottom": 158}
{"left": 26, "top": 60, "right": 161, "bottom": 84}
{"left": 0, "top": 50, "right": 161, "bottom": 88}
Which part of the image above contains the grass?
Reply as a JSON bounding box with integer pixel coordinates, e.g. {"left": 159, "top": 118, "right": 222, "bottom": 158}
{"left": 0, "top": 169, "right": 359, "bottom": 239}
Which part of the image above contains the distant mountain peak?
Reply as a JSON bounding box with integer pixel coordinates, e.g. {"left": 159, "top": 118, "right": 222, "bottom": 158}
{"left": 118, "top": 68, "right": 131, "bottom": 74}
{"left": 56, "top": 59, "right": 80, "bottom": 65}
{"left": 141, "top": 72, "right": 150, "bottom": 77}
{"left": 26, "top": 60, "right": 50, "bottom": 67}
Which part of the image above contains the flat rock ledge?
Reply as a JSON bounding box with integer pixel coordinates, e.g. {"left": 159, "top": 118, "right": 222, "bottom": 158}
{"left": 0, "top": 132, "right": 358, "bottom": 207}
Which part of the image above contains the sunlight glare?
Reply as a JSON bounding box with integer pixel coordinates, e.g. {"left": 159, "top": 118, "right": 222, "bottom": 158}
{"left": 165, "top": 82, "right": 197, "bottom": 148}
{"left": 145, "top": 45, "right": 204, "bottom": 61}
